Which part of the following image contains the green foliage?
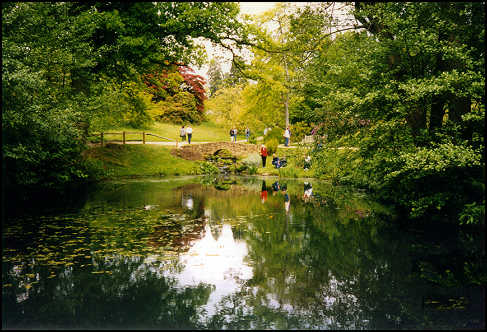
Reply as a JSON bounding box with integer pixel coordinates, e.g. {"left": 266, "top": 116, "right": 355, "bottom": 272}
{"left": 381, "top": 142, "right": 483, "bottom": 220}
{"left": 143, "top": 65, "right": 207, "bottom": 125}
{"left": 207, "top": 59, "right": 225, "bottom": 97}
{"left": 265, "top": 139, "right": 279, "bottom": 157}
{"left": 459, "top": 201, "right": 485, "bottom": 225}
{"left": 278, "top": 165, "right": 298, "bottom": 178}
{"left": 286, "top": 1, "right": 485, "bottom": 225}
{"left": 313, "top": 146, "right": 362, "bottom": 186}
{"left": 290, "top": 121, "right": 312, "bottom": 143}
{"left": 2, "top": 2, "right": 247, "bottom": 191}
{"left": 199, "top": 161, "right": 220, "bottom": 176}
{"left": 264, "top": 127, "right": 284, "bottom": 145}
{"left": 149, "top": 91, "right": 202, "bottom": 125}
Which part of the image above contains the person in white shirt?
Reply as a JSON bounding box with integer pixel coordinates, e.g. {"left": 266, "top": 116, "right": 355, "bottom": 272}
{"left": 186, "top": 125, "right": 193, "bottom": 144}
{"left": 283, "top": 127, "right": 291, "bottom": 147}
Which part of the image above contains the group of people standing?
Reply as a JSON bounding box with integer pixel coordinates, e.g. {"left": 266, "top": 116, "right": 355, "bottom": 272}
{"left": 230, "top": 127, "right": 251, "bottom": 143}
{"left": 179, "top": 125, "right": 193, "bottom": 144}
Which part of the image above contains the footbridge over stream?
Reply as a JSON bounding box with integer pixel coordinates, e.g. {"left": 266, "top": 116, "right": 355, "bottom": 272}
{"left": 173, "top": 142, "right": 259, "bottom": 160}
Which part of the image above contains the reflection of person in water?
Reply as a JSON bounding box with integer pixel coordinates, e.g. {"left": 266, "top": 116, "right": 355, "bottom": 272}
{"left": 271, "top": 181, "right": 280, "bottom": 195}
{"left": 260, "top": 180, "right": 268, "bottom": 203}
{"left": 303, "top": 182, "right": 313, "bottom": 202}
{"left": 181, "top": 193, "right": 194, "bottom": 210}
{"left": 283, "top": 189, "right": 290, "bottom": 214}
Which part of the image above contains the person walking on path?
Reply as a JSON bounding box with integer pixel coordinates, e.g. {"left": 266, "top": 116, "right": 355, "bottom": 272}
{"left": 186, "top": 125, "right": 193, "bottom": 144}
{"left": 260, "top": 144, "right": 268, "bottom": 167}
{"left": 233, "top": 128, "right": 238, "bottom": 142}
{"left": 179, "top": 125, "right": 186, "bottom": 142}
{"left": 245, "top": 127, "right": 250, "bottom": 142}
{"left": 283, "top": 126, "right": 291, "bottom": 147}
{"left": 229, "top": 128, "right": 234, "bottom": 142}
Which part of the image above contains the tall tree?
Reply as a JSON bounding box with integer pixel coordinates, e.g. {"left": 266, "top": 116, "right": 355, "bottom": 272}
{"left": 2, "top": 2, "right": 250, "bottom": 192}
{"left": 207, "top": 58, "right": 225, "bottom": 97}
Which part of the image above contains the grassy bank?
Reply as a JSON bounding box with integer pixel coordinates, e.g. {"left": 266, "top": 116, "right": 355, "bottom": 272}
{"left": 84, "top": 144, "right": 201, "bottom": 178}
{"left": 83, "top": 142, "right": 319, "bottom": 180}
{"left": 83, "top": 117, "right": 320, "bottom": 180}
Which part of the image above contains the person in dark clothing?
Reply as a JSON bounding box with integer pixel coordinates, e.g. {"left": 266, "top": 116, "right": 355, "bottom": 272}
{"left": 186, "top": 125, "right": 192, "bottom": 144}
{"left": 272, "top": 154, "right": 281, "bottom": 169}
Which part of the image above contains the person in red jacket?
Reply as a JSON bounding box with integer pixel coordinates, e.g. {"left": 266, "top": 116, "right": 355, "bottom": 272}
{"left": 260, "top": 144, "right": 268, "bottom": 167}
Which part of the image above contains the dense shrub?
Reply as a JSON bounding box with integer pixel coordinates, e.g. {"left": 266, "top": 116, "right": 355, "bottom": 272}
{"left": 381, "top": 142, "right": 484, "bottom": 221}
{"left": 264, "top": 127, "right": 284, "bottom": 145}
{"left": 199, "top": 161, "right": 219, "bottom": 175}
{"left": 290, "top": 121, "right": 313, "bottom": 144}
{"left": 265, "top": 139, "right": 279, "bottom": 157}
{"left": 241, "top": 153, "right": 261, "bottom": 168}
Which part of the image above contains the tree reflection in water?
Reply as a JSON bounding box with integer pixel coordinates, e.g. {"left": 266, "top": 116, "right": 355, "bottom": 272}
{"left": 2, "top": 177, "right": 484, "bottom": 329}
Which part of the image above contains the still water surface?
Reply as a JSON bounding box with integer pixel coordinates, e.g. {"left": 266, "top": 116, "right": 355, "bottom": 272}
{"left": 2, "top": 176, "right": 484, "bottom": 329}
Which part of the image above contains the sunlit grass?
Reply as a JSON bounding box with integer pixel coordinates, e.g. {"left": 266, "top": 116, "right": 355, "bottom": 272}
{"left": 101, "top": 121, "right": 230, "bottom": 143}
{"left": 256, "top": 147, "right": 313, "bottom": 178}
{"left": 84, "top": 144, "right": 200, "bottom": 177}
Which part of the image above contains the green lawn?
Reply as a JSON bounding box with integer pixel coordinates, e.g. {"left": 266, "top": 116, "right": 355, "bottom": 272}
{"left": 84, "top": 121, "right": 314, "bottom": 179}
{"left": 84, "top": 144, "right": 200, "bottom": 178}
{"left": 93, "top": 121, "right": 231, "bottom": 143}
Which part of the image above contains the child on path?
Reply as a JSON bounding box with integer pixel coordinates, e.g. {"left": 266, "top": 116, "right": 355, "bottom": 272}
{"left": 245, "top": 127, "right": 250, "bottom": 142}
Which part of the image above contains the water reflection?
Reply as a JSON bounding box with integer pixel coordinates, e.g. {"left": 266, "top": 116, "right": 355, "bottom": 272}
{"left": 182, "top": 193, "right": 194, "bottom": 210}
{"left": 303, "top": 182, "right": 313, "bottom": 202}
{"left": 260, "top": 180, "right": 268, "bottom": 204}
{"left": 2, "top": 177, "right": 485, "bottom": 329}
{"left": 174, "top": 224, "right": 252, "bottom": 317}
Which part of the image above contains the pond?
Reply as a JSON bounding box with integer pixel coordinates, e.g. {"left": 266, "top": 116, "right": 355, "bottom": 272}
{"left": 2, "top": 176, "right": 485, "bottom": 329}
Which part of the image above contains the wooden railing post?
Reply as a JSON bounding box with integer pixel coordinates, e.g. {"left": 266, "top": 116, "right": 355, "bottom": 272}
{"left": 143, "top": 132, "right": 145, "bottom": 144}
{"left": 100, "top": 132, "right": 104, "bottom": 146}
{"left": 123, "top": 131, "right": 126, "bottom": 145}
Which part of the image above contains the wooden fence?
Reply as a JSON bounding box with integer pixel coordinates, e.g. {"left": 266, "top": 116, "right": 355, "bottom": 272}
{"left": 302, "top": 135, "right": 327, "bottom": 145}
{"left": 94, "top": 131, "right": 178, "bottom": 147}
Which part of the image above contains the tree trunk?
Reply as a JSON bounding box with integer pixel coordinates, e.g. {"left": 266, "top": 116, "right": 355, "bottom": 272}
{"left": 448, "top": 96, "right": 470, "bottom": 123}
{"left": 284, "top": 57, "right": 289, "bottom": 128}
{"left": 406, "top": 104, "right": 427, "bottom": 136}
{"left": 429, "top": 96, "right": 445, "bottom": 133}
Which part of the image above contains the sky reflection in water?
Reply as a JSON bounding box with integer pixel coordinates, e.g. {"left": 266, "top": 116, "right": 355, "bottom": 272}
{"left": 2, "top": 177, "right": 484, "bottom": 330}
